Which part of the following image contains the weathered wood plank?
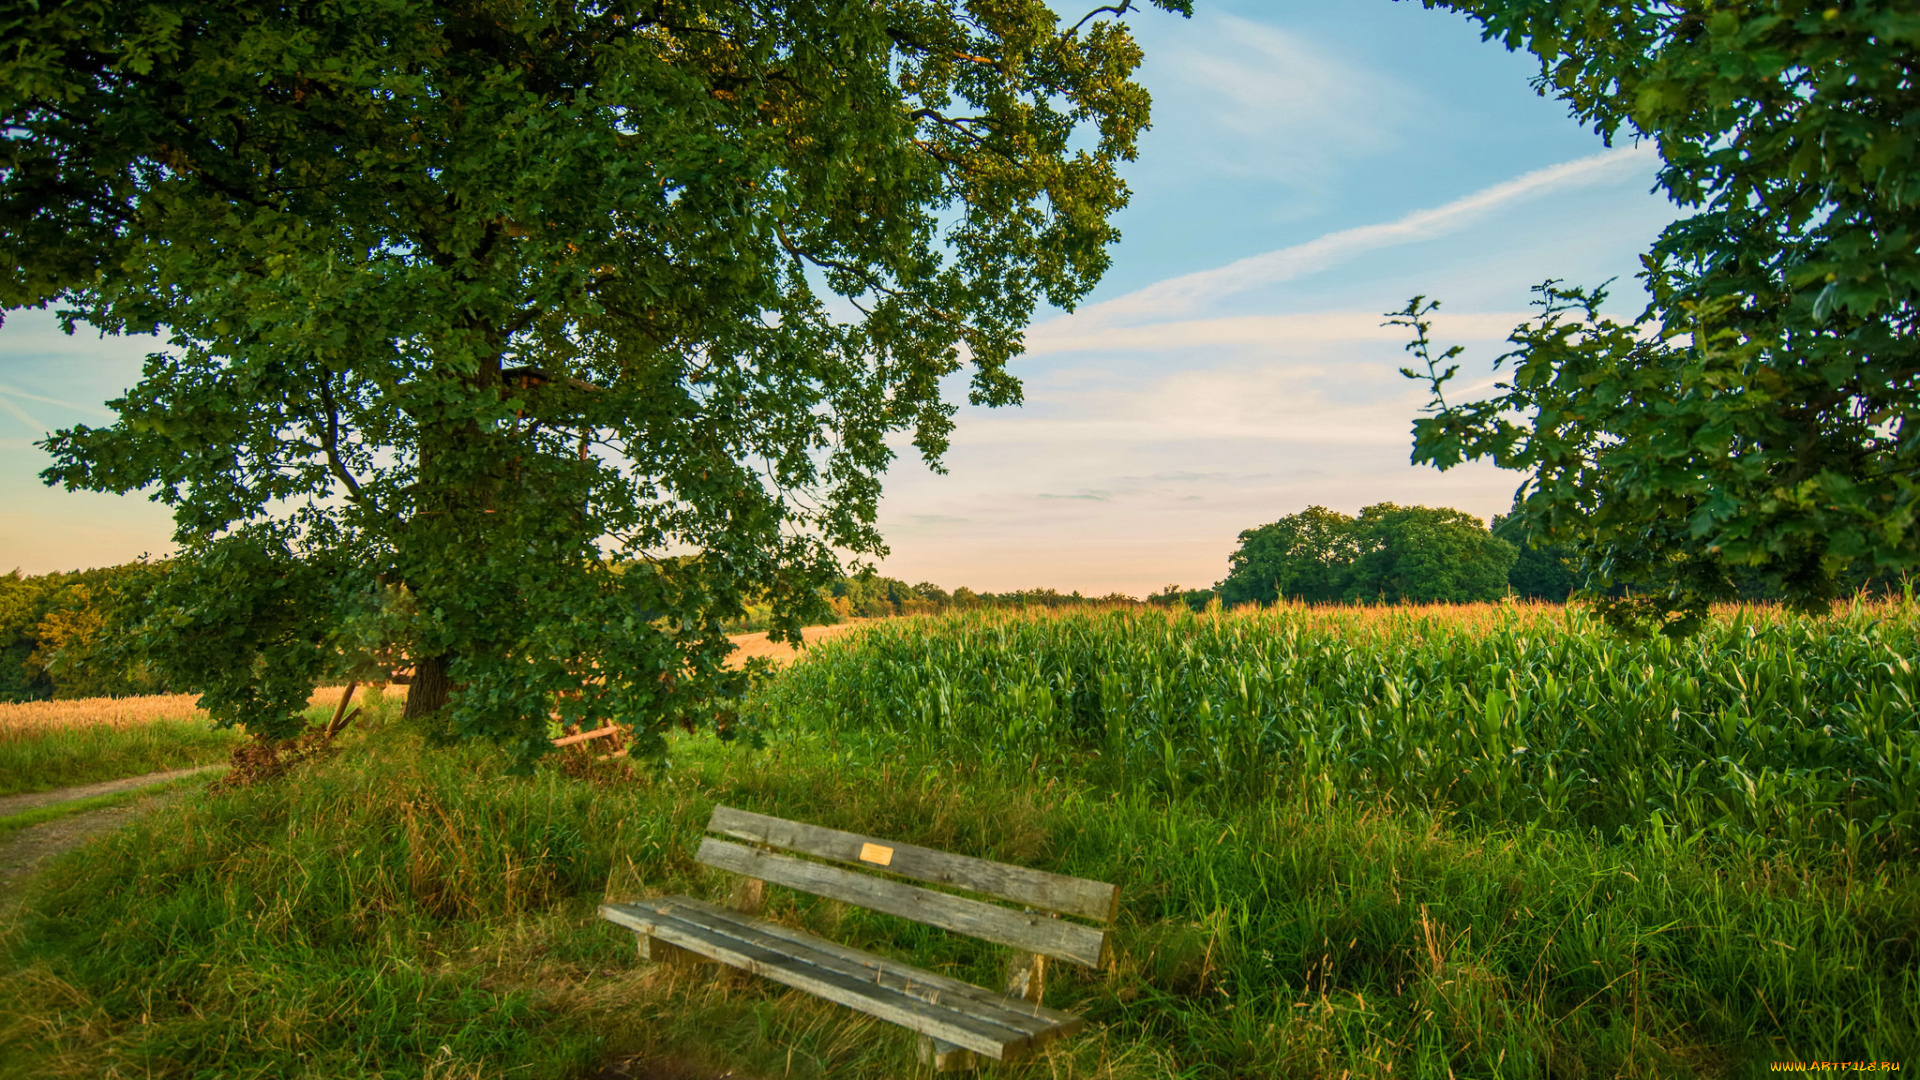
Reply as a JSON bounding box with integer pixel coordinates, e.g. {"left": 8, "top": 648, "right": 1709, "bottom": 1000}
{"left": 551, "top": 724, "right": 620, "bottom": 748}
{"left": 604, "top": 898, "right": 1082, "bottom": 1045}
{"left": 600, "top": 900, "right": 1051, "bottom": 1059}
{"left": 654, "top": 896, "right": 1080, "bottom": 1030}
{"left": 696, "top": 838, "right": 1108, "bottom": 968}
{"left": 706, "top": 806, "right": 1119, "bottom": 922}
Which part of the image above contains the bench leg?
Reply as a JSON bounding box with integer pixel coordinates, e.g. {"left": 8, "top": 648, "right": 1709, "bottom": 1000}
{"left": 917, "top": 1035, "right": 979, "bottom": 1073}
{"left": 637, "top": 932, "right": 708, "bottom": 971}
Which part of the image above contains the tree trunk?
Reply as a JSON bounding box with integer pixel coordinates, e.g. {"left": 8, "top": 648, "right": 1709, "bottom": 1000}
{"left": 405, "top": 654, "right": 453, "bottom": 719}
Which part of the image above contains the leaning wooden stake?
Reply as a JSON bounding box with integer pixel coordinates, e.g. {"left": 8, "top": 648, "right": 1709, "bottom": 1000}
{"left": 324, "top": 683, "right": 359, "bottom": 740}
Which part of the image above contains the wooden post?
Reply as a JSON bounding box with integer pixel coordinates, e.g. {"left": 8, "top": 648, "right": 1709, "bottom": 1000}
{"left": 1006, "top": 952, "right": 1047, "bottom": 1005}
{"left": 730, "top": 876, "right": 766, "bottom": 917}
{"left": 917, "top": 1035, "right": 980, "bottom": 1072}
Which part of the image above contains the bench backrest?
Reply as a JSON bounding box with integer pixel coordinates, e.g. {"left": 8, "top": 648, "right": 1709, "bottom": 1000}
{"left": 697, "top": 805, "right": 1117, "bottom": 969}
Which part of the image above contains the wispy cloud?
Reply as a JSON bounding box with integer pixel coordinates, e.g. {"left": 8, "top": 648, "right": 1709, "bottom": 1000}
{"left": 1150, "top": 14, "right": 1417, "bottom": 185}
{"left": 0, "top": 382, "right": 116, "bottom": 418}
{"left": 1056, "top": 143, "right": 1657, "bottom": 329}
{"left": 0, "top": 392, "right": 47, "bottom": 435}
{"left": 1027, "top": 310, "right": 1529, "bottom": 356}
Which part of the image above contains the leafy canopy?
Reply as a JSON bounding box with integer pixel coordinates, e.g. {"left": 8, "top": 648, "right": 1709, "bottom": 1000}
{"left": 1215, "top": 505, "right": 1358, "bottom": 606}
{"left": 1217, "top": 504, "right": 1516, "bottom": 606}
{"left": 0, "top": 564, "right": 169, "bottom": 702}
{"left": 1402, "top": 0, "right": 1920, "bottom": 635}
{"left": 2, "top": 0, "right": 1189, "bottom": 748}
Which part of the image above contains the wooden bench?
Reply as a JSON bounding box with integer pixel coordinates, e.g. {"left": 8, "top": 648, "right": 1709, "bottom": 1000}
{"left": 600, "top": 805, "right": 1120, "bottom": 1071}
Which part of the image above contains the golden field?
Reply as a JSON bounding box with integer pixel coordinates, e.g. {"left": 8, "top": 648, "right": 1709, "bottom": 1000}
{"left": 0, "top": 683, "right": 406, "bottom": 737}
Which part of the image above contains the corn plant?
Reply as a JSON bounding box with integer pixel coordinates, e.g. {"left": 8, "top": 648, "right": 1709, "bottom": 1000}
{"left": 754, "top": 601, "right": 1920, "bottom": 860}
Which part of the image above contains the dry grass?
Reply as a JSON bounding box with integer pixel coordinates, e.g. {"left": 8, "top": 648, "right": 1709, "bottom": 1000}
{"left": 950, "top": 595, "right": 1911, "bottom": 640}
{"left": 0, "top": 684, "right": 407, "bottom": 738}
{"left": 723, "top": 623, "right": 869, "bottom": 670}
{"left": 0, "top": 693, "right": 210, "bottom": 735}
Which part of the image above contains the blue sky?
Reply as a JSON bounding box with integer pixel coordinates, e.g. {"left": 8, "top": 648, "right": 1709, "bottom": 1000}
{"left": 0, "top": 1, "right": 1679, "bottom": 592}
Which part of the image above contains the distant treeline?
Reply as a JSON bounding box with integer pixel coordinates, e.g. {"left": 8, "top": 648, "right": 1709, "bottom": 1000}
{"left": 796, "top": 503, "right": 1568, "bottom": 625}
{"left": 1214, "top": 500, "right": 1902, "bottom": 610}
{"left": 729, "top": 577, "right": 1153, "bottom": 632}
{"left": 2, "top": 564, "right": 169, "bottom": 702}
{"left": 1215, "top": 503, "right": 1535, "bottom": 608}
{"left": 14, "top": 505, "right": 1898, "bottom": 699}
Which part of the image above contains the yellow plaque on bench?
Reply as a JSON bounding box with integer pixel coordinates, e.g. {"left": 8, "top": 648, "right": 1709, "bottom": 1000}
{"left": 858, "top": 842, "right": 894, "bottom": 867}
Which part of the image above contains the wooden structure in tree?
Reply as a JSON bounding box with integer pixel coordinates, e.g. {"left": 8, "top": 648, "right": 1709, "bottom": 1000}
{"left": 599, "top": 805, "right": 1120, "bottom": 1071}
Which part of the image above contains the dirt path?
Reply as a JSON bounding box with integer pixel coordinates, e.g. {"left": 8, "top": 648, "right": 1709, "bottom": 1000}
{"left": 0, "top": 767, "right": 220, "bottom": 893}
{"left": 0, "top": 630, "right": 845, "bottom": 896}
{"left": 0, "top": 764, "right": 222, "bottom": 819}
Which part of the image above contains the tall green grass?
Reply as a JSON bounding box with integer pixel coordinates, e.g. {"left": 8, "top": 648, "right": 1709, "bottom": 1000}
{"left": 4, "top": 608, "right": 1916, "bottom": 1077}
{"left": 0, "top": 716, "right": 241, "bottom": 796}
{"left": 755, "top": 602, "right": 1920, "bottom": 861}
{"left": 2, "top": 722, "right": 1913, "bottom": 1078}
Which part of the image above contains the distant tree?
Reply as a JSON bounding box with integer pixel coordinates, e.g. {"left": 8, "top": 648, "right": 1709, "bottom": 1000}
{"left": 1216, "top": 506, "right": 1358, "bottom": 606}
{"left": 1146, "top": 584, "right": 1215, "bottom": 611}
{"left": 6, "top": 0, "right": 1189, "bottom": 748}
{"left": 1344, "top": 504, "right": 1516, "bottom": 604}
{"left": 1217, "top": 504, "right": 1515, "bottom": 607}
{"left": 1407, "top": 0, "right": 1920, "bottom": 635}
{"left": 1491, "top": 504, "right": 1578, "bottom": 601}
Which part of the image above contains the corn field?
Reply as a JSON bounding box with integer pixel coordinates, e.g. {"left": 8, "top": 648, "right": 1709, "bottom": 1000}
{"left": 756, "top": 600, "right": 1920, "bottom": 860}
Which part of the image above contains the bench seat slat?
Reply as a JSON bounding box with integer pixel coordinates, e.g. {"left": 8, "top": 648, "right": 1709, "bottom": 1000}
{"left": 655, "top": 896, "right": 1080, "bottom": 1029}
{"left": 709, "top": 805, "right": 1118, "bottom": 922}
{"left": 697, "top": 838, "right": 1107, "bottom": 968}
{"left": 601, "top": 899, "right": 1080, "bottom": 1060}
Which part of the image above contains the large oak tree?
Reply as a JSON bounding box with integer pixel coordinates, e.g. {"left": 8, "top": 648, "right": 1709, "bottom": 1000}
{"left": 1, "top": 0, "right": 1187, "bottom": 752}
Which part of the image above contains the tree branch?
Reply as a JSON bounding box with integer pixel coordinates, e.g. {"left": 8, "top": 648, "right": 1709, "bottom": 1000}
{"left": 1064, "top": 0, "right": 1136, "bottom": 38}
{"left": 317, "top": 373, "right": 366, "bottom": 502}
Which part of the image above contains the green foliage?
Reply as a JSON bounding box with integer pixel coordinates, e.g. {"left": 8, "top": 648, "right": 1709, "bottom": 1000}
{"left": 1216, "top": 503, "right": 1516, "bottom": 606}
{"left": 0, "top": 564, "right": 168, "bottom": 702}
{"left": 1493, "top": 509, "right": 1579, "bottom": 601}
{"left": 1406, "top": 0, "right": 1920, "bottom": 635}
{"left": 1215, "top": 504, "right": 1356, "bottom": 606}
{"left": 729, "top": 576, "right": 1149, "bottom": 630}
{"left": 3, "top": 0, "right": 1189, "bottom": 748}
{"left": 1145, "top": 583, "right": 1217, "bottom": 611}
{"left": 1345, "top": 502, "right": 1517, "bottom": 603}
{"left": 828, "top": 575, "right": 949, "bottom": 620}
{"left": 4, "top": 709, "right": 1914, "bottom": 1075}
{"left": 759, "top": 604, "right": 1920, "bottom": 861}
{"left": 132, "top": 530, "right": 344, "bottom": 741}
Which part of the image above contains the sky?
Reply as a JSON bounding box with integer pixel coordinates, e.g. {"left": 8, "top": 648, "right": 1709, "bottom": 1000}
{"left": 0, "top": 0, "right": 1681, "bottom": 595}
